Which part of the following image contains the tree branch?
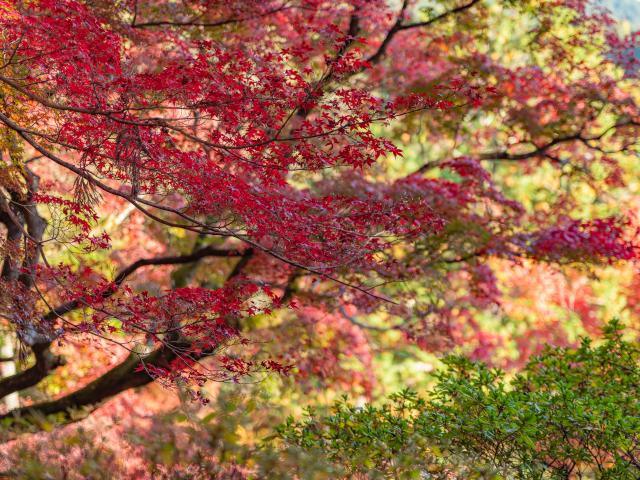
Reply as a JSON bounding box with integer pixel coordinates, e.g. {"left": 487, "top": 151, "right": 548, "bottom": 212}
{"left": 366, "top": 0, "right": 481, "bottom": 64}
{"left": 0, "top": 338, "right": 190, "bottom": 423}
{"left": 0, "top": 246, "right": 246, "bottom": 402}
{"left": 0, "top": 248, "right": 256, "bottom": 426}
{"left": 0, "top": 342, "right": 64, "bottom": 400}
{"left": 479, "top": 120, "right": 639, "bottom": 162}
{"left": 398, "top": 0, "right": 482, "bottom": 31}
{"left": 365, "top": 0, "right": 409, "bottom": 65}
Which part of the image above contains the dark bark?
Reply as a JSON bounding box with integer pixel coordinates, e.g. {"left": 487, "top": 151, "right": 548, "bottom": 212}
{"left": 368, "top": 0, "right": 481, "bottom": 64}
{"left": 0, "top": 195, "right": 24, "bottom": 282}
{"left": 0, "top": 338, "right": 190, "bottom": 423}
{"left": 16, "top": 170, "right": 46, "bottom": 288}
{"left": 0, "top": 342, "right": 62, "bottom": 400}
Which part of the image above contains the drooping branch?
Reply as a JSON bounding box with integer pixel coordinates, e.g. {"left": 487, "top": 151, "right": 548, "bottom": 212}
{"left": 0, "top": 114, "right": 395, "bottom": 303}
{"left": 0, "top": 246, "right": 246, "bottom": 402}
{"left": 0, "top": 248, "right": 256, "bottom": 425}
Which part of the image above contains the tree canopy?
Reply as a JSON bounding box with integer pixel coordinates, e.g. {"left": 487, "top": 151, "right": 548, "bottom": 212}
{"left": 0, "top": 0, "right": 639, "bottom": 478}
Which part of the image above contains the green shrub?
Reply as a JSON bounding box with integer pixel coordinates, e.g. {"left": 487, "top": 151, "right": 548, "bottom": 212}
{"left": 276, "top": 320, "right": 640, "bottom": 479}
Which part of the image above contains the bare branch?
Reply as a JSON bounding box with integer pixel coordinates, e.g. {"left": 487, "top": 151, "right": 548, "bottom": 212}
{"left": 367, "top": 0, "right": 482, "bottom": 64}
{"left": 480, "top": 120, "right": 639, "bottom": 162}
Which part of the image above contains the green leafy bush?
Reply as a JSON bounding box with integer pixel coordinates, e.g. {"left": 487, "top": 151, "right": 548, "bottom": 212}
{"left": 276, "top": 320, "right": 640, "bottom": 479}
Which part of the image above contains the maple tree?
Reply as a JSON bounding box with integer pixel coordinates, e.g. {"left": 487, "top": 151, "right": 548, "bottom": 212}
{"left": 0, "top": 0, "right": 638, "bottom": 442}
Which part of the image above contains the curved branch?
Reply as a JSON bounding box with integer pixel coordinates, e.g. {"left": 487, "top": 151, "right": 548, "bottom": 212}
{"left": 479, "top": 120, "right": 639, "bottom": 162}
{"left": 0, "top": 342, "right": 63, "bottom": 400}
{"left": 0, "top": 339, "right": 190, "bottom": 423}
{"left": 398, "top": 0, "right": 482, "bottom": 31}
{"left": 365, "top": 0, "right": 409, "bottom": 65}
{"left": 367, "top": 0, "right": 482, "bottom": 64}
{"left": 0, "top": 248, "right": 256, "bottom": 425}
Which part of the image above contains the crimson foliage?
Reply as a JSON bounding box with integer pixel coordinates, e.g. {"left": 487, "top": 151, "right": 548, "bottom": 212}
{"left": 0, "top": 0, "right": 638, "bottom": 425}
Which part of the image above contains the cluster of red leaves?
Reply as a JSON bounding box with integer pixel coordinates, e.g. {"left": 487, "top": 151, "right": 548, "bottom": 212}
{"left": 525, "top": 217, "right": 639, "bottom": 264}
{"left": 270, "top": 305, "right": 376, "bottom": 396}
{"left": 31, "top": 193, "right": 110, "bottom": 250}
{"left": 0, "top": 0, "right": 638, "bottom": 398}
